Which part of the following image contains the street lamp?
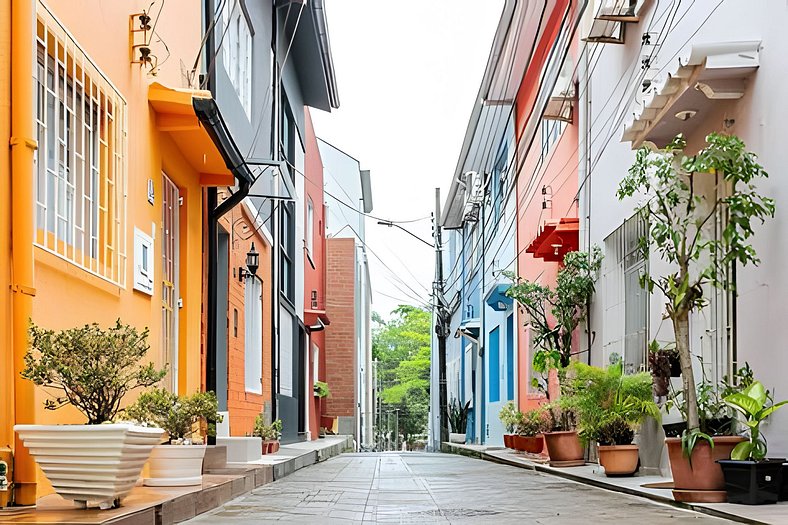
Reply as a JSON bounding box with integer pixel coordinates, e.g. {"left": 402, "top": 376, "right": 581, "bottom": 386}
{"left": 238, "top": 242, "right": 260, "bottom": 281}
{"left": 377, "top": 220, "right": 434, "bottom": 248}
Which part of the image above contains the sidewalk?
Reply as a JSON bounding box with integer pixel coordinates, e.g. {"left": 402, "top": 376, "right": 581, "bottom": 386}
{"left": 0, "top": 435, "right": 353, "bottom": 525}
{"left": 443, "top": 442, "right": 788, "bottom": 525}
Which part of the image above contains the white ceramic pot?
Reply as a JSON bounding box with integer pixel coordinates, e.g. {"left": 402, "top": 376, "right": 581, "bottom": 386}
{"left": 14, "top": 423, "right": 164, "bottom": 509}
{"left": 449, "top": 433, "right": 467, "bottom": 444}
{"left": 144, "top": 444, "right": 207, "bottom": 486}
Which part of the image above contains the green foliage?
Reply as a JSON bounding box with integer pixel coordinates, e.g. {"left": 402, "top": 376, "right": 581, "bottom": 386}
{"left": 563, "top": 363, "right": 659, "bottom": 445}
{"left": 314, "top": 381, "right": 331, "bottom": 398}
{"left": 724, "top": 381, "right": 788, "bottom": 461}
{"left": 373, "top": 306, "right": 431, "bottom": 445}
{"left": 597, "top": 416, "right": 635, "bottom": 446}
{"left": 445, "top": 398, "right": 471, "bottom": 434}
{"left": 498, "top": 401, "right": 524, "bottom": 434}
{"left": 517, "top": 408, "right": 551, "bottom": 436}
{"left": 22, "top": 320, "right": 167, "bottom": 424}
{"left": 126, "top": 388, "right": 222, "bottom": 441}
{"left": 505, "top": 248, "right": 602, "bottom": 376}
{"left": 253, "top": 416, "right": 282, "bottom": 441}
{"left": 617, "top": 133, "right": 774, "bottom": 436}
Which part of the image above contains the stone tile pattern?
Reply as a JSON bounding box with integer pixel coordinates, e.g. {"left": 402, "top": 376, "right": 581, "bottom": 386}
{"left": 186, "top": 453, "right": 732, "bottom": 523}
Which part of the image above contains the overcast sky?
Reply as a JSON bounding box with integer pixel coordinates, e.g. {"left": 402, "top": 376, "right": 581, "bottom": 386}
{"left": 311, "top": 1, "right": 504, "bottom": 319}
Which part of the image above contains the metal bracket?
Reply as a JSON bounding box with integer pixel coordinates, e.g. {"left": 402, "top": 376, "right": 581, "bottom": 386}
{"left": 10, "top": 284, "right": 36, "bottom": 297}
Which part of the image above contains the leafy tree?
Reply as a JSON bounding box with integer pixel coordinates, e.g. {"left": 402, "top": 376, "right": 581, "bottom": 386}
{"left": 23, "top": 320, "right": 166, "bottom": 424}
{"left": 373, "top": 306, "right": 431, "bottom": 447}
{"left": 617, "top": 133, "right": 774, "bottom": 452}
{"left": 126, "top": 388, "right": 222, "bottom": 442}
{"left": 505, "top": 248, "right": 602, "bottom": 393}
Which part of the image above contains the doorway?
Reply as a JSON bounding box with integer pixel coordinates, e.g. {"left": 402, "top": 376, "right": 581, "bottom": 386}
{"left": 161, "top": 173, "right": 180, "bottom": 391}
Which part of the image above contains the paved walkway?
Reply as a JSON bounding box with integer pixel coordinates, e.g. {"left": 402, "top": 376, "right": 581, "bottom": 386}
{"left": 186, "top": 453, "right": 732, "bottom": 523}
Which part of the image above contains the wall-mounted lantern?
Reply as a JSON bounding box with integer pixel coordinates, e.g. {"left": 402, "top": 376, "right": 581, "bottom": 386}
{"left": 239, "top": 242, "right": 259, "bottom": 281}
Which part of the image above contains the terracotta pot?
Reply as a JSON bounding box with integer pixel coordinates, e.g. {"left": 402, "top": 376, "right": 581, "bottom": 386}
{"left": 666, "top": 436, "right": 745, "bottom": 491}
{"left": 598, "top": 444, "right": 639, "bottom": 476}
{"left": 512, "top": 435, "right": 544, "bottom": 454}
{"left": 543, "top": 431, "right": 584, "bottom": 466}
{"left": 503, "top": 434, "right": 514, "bottom": 448}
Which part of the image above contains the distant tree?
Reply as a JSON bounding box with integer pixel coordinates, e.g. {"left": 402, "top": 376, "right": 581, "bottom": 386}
{"left": 373, "top": 306, "right": 431, "bottom": 448}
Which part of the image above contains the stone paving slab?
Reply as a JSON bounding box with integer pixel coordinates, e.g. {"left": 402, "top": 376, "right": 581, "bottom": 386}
{"left": 186, "top": 452, "right": 732, "bottom": 524}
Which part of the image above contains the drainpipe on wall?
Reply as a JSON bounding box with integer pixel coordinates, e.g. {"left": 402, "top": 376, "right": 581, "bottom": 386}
{"left": 10, "top": 0, "right": 38, "bottom": 505}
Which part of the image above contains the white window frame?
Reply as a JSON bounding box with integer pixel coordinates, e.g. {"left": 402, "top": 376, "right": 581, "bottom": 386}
{"left": 34, "top": 2, "right": 127, "bottom": 286}
{"left": 222, "top": 0, "right": 253, "bottom": 119}
{"left": 306, "top": 197, "right": 314, "bottom": 257}
{"left": 244, "top": 275, "right": 263, "bottom": 394}
{"left": 133, "top": 227, "right": 154, "bottom": 295}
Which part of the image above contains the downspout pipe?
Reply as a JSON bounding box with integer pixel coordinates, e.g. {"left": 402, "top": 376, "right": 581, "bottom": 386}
{"left": 193, "top": 57, "right": 255, "bottom": 397}
{"left": 10, "top": 0, "right": 39, "bottom": 505}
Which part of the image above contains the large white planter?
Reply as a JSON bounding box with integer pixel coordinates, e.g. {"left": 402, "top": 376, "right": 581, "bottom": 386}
{"left": 144, "top": 444, "right": 207, "bottom": 486}
{"left": 14, "top": 423, "right": 164, "bottom": 509}
{"left": 449, "top": 433, "right": 467, "bottom": 444}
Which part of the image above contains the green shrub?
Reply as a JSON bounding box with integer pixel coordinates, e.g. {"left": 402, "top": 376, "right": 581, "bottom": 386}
{"left": 22, "top": 320, "right": 166, "bottom": 424}
{"left": 253, "top": 416, "right": 282, "bottom": 440}
{"left": 126, "top": 388, "right": 222, "bottom": 442}
{"left": 498, "top": 401, "right": 524, "bottom": 434}
{"left": 597, "top": 416, "right": 635, "bottom": 446}
{"left": 517, "top": 409, "right": 551, "bottom": 436}
{"left": 314, "top": 381, "right": 331, "bottom": 398}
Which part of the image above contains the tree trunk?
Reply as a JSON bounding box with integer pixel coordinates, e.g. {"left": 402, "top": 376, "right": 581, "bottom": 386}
{"left": 673, "top": 310, "right": 700, "bottom": 431}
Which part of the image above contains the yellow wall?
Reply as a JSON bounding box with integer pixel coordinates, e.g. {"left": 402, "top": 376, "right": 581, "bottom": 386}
{"left": 2, "top": 0, "right": 208, "bottom": 498}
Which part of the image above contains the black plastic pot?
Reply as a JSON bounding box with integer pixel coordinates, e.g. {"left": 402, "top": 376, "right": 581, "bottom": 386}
{"left": 662, "top": 418, "right": 732, "bottom": 438}
{"left": 718, "top": 459, "right": 784, "bottom": 505}
{"left": 781, "top": 463, "right": 788, "bottom": 501}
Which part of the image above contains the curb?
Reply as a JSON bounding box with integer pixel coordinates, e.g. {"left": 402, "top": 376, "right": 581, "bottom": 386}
{"left": 442, "top": 443, "right": 769, "bottom": 525}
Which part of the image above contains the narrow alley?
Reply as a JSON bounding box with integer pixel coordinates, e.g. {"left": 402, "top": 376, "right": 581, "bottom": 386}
{"left": 186, "top": 454, "right": 728, "bottom": 524}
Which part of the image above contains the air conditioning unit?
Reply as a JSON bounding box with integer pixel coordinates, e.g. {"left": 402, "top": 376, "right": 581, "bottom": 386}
{"left": 463, "top": 171, "right": 483, "bottom": 222}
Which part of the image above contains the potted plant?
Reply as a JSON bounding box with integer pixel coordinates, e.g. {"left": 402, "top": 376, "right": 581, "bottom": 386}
{"left": 718, "top": 381, "right": 788, "bottom": 505}
{"left": 542, "top": 403, "right": 584, "bottom": 467}
{"left": 126, "top": 388, "right": 222, "bottom": 486}
{"left": 314, "top": 380, "right": 331, "bottom": 398}
{"left": 647, "top": 340, "right": 679, "bottom": 398}
{"left": 498, "top": 401, "right": 523, "bottom": 449}
{"left": 567, "top": 362, "right": 660, "bottom": 476}
{"left": 505, "top": 249, "right": 602, "bottom": 397}
{"left": 253, "top": 416, "right": 282, "bottom": 454}
{"left": 513, "top": 408, "right": 550, "bottom": 454}
{"left": 445, "top": 398, "right": 471, "bottom": 443}
{"left": 14, "top": 320, "right": 166, "bottom": 509}
{"left": 617, "top": 133, "right": 773, "bottom": 502}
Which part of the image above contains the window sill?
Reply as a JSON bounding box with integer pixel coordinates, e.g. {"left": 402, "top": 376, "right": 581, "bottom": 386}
{"left": 35, "top": 247, "right": 123, "bottom": 298}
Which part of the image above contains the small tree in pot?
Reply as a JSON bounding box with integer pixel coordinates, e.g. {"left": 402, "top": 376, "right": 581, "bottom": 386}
{"left": 254, "top": 416, "right": 283, "bottom": 454}
{"left": 617, "top": 133, "right": 774, "bottom": 501}
{"left": 505, "top": 249, "right": 602, "bottom": 388}
{"left": 126, "top": 389, "right": 222, "bottom": 486}
{"left": 16, "top": 320, "right": 167, "bottom": 508}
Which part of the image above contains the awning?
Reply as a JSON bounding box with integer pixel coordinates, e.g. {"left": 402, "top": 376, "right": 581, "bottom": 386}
{"left": 305, "top": 309, "right": 331, "bottom": 330}
{"left": 622, "top": 41, "right": 761, "bottom": 148}
{"left": 485, "top": 283, "right": 513, "bottom": 311}
{"left": 454, "top": 318, "right": 480, "bottom": 341}
{"left": 148, "top": 82, "right": 253, "bottom": 187}
{"left": 526, "top": 217, "right": 579, "bottom": 263}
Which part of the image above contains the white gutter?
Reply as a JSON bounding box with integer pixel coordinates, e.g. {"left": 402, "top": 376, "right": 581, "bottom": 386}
{"left": 312, "top": 0, "right": 340, "bottom": 109}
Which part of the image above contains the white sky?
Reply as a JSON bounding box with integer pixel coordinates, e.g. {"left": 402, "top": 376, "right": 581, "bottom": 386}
{"left": 312, "top": 1, "right": 504, "bottom": 319}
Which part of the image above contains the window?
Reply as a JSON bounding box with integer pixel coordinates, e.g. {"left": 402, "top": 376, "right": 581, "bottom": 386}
{"left": 490, "top": 144, "right": 508, "bottom": 235}
{"left": 280, "top": 202, "right": 294, "bottom": 300}
{"left": 540, "top": 119, "right": 566, "bottom": 163}
{"left": 312, "top": 343, "right": 319, "bottom": 383}
{"left": 244, "top": 275, "right": 263, "bottom": 394}
{"left": 604, "top": 212, "right": 648, "bottom": 374}
{"left": 306, "top": 197, "right": 314, "bottom": 256}
{"left": 35, "top": 4, "right": 127, "bottom": 286}
{"left": 222, "top": 0, "right": 253, "bottom": 118}
{"left": 133, "top": 228, "right": 154, "bottom": 295}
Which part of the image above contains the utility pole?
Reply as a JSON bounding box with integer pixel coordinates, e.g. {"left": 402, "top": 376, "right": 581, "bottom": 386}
{"left": 434, "top": 188, "right": 449, "bottom": 446}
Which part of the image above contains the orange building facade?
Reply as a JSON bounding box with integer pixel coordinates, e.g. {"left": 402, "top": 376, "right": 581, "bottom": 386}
{"left": 1, "top": 0, "right": 243, "bottom": 501}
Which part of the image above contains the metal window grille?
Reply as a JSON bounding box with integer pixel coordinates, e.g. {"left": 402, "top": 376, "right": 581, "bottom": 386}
{"left": 34, "top": 3, "right": 127, "bottom": 286}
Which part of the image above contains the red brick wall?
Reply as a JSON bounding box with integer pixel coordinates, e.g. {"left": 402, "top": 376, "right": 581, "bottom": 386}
{"left": 325, "top": 238, "right": 357, "bottom": 419}
{"left": 219, "top": 203, "right": 273, "bottom": 436}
